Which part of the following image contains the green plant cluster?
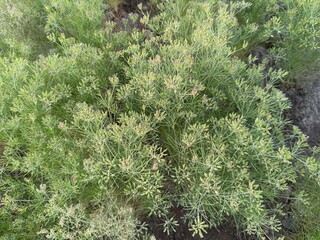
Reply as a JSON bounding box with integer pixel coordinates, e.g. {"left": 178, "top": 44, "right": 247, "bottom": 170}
{"left": 236, "top": 0, "right": 320, "bottom": 78}
{"left": 292, "top": 176, "right": 320, "bottom": 240}
{"left": 0, "top": 0, "right": 319, "bottom": 239}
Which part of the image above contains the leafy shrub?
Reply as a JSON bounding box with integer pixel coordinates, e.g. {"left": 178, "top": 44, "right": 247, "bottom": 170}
{"left": 292, "top": 176, "right": 320, "bottom": 240}
{"left": 0, "top": 0, "right": 319, "bottom": 239}
{"left": 0, "top": 0, "right": 50, "bottom": 58}
{"left": 236, "top": 0, "right": 320, "bottom": 78}
{"left": 45, "top": 0, "right": 106, "bottom": 45}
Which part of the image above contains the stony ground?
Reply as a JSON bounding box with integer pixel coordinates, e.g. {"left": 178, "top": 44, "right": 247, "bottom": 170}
{"left": 286, "top": 71, "right": 320, "bottom": 146}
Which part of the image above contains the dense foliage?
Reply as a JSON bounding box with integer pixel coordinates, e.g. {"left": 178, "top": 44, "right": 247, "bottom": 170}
{"left": 0, "top": 0, "right": 319, "bottom": 239}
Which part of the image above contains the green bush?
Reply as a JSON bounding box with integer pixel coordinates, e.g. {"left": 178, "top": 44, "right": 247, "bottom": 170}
{"left": 292, "top": 176, "right": 320, "bottom": 240}
{"left": 45, "top": 0, "right": 106, "bottom": 45}
{"left": 0, "top": 0, "right": 319, "bottom": 239}
{"left": 0, "top": 0, "right": 50, "bottom": 58}
{"left": 236, "top": 0, "right": 320, "bottom": 78}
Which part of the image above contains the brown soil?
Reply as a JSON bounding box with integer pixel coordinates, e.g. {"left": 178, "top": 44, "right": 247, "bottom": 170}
{"left": 145, "top": 214, "right": 240, "bottom": 240}
{"left": 104, "top": 0, "right": 157, "bottom": 31}
{"left": 285, "top": 71, "right": 320, "bottom": 146}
